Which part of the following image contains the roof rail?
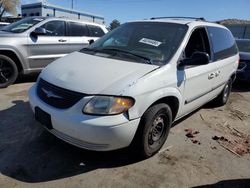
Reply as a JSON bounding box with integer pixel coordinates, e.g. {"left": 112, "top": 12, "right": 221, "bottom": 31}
{"left": 150, "top": 16, "right": 206, "bottom": 21}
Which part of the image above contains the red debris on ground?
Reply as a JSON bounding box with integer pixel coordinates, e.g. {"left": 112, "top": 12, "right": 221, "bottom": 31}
{"left": 184, "top": 128, "right": 201, "bottom": 144}
{"left": 212, "top": 135, "right": 250, "bottom": 157}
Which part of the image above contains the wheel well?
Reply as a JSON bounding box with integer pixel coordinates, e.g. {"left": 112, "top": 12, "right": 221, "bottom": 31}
{"left": 150, "top": 96, "right": 179, "bottom": 121}
{"left": 0, "top": 50, "right": 23, "bottom": 72}
{"left": 231, "top": 73, "right": 236, "bottom": 82}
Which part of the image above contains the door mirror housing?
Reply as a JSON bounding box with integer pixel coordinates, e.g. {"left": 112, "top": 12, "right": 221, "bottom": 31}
{"left": 32, "top": 27, "right": 46, "bottom": 36}
{"left": 88, "top": 39, "right": 95, "bottom": 45}
{"left": 179, "top": 51, "right": 210, "bottom": 67}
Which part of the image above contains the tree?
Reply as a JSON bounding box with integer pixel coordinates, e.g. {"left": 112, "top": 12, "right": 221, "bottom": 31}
{"left": 109, "top": 19, "right": 120, "bottom": 30}
{"left": 0, "top": 0, "right": 20, "bottom": 21}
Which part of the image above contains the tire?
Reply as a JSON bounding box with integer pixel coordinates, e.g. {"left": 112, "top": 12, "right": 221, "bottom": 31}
{"left": 133, "top": 103, "right": 172, "bottom": 158}
{"left": 0, "top": 55, "right": 18, "bottom": 88}
{"left": 213, "top": 78, "right": 232, "bottom": 106}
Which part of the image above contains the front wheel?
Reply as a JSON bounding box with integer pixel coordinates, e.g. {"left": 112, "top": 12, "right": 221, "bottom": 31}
{"left": 134, "top": 103, "right": 172, "bottom": 158}
{"left": 0, "top": 55, "right": 18, "bottom": 88}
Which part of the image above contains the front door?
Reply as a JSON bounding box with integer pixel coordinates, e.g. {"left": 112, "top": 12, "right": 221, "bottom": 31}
{"left": 179, "top": 27, "right": 217, "bottom": 117}
{"left": 27, "top": 20, "right": 70, "bottom": 69}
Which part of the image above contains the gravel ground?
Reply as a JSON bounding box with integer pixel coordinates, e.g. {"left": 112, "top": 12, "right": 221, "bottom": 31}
{"left": 0, "top": 77, "right": 250, "bottom": 188}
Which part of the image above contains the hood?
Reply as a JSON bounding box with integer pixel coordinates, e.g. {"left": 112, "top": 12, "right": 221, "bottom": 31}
{"left": 0, "top": 31, "right": 24, "bottom": 37}
{"left": 40, "top": 51, "right": 159, "bottom": 95}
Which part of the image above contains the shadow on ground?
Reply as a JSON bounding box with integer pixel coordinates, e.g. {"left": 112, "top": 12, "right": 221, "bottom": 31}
{"left": 15, "top": 73, "right": 39, "bottom": 84}
{"left": 193, "top": 179, "right": 250, "bottom": 188}
{"left": 0, "top": 100, "right": 142, "bottom": 183}
{"left": 232, "top": 81, "right": 250, "bottom": 92}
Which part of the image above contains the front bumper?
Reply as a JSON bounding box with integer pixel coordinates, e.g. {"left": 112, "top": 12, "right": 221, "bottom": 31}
{"left": 28, "top": 84, "right": 140, "bottom": 151}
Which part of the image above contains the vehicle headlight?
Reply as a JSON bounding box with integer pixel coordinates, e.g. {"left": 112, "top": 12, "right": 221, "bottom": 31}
{"left": 83, "top": 96, "right": 135, "bottom": 115}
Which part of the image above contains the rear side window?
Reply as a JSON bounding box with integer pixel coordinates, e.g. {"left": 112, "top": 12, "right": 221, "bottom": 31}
{"left": 88, "top": 25, "right": 105, "bottom": 37}
{"left": 207, "top": 27, "right": 238, "bottom": 61}
{"left": 67, "top": 22, "right": 89, "bottom": 36}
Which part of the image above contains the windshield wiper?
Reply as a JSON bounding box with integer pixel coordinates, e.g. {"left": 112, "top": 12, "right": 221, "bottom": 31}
{"left": 98, "top": 48, "right": 153, "bottom": 64}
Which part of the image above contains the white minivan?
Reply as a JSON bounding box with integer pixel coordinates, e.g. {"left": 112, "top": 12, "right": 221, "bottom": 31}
{"left": 29, "top": 17, "right": 239, "bottom": 158}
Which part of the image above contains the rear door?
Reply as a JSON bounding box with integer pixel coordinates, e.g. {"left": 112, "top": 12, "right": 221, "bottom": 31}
{"left": 28, "top": 20, "right": 70, "bottom": 69}
{"left": 206, "top": 26, "right": 238, "bottom": 97}
{"left": 87, "top": 24, "right": 106, "bottom": 41}
{"left": 67, "top": 21, "right": 91, "bottom": 51}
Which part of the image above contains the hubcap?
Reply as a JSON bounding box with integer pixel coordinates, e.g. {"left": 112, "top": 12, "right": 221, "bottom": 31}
{"left": 0, "top": 60, "right": 13, "bottom": 84}
{"left": 148, "top": 115, "right": 166, "bottom": 146}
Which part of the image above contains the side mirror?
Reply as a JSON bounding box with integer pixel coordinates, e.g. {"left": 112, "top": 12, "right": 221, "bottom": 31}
{"left": 179, "top": 51, "right": 210, "bottom": 67}
{"left": 32, "top": 27, "right": 46, "bottom": 36}
{"left": 88, "top": 39, "right": 95, "bottom": 45}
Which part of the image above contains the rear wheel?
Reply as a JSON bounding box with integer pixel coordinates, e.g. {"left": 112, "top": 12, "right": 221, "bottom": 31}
{"left": 134, "top": 103, "right": 172, "bottom": 158}
{"left": 0, "top": 55, "right": 18, "bottom": 88}
{"left": 213, "top": 78, "right": 232, "bottom": 106}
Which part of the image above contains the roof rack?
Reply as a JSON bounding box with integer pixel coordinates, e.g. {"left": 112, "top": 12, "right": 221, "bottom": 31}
{"left": 150, "top": 16, "right": 206, "bottom": 21}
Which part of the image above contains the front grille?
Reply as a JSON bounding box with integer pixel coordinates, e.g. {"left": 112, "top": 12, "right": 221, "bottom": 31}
{"left": 37, "top": 79, "right": 86, "bottom": 109}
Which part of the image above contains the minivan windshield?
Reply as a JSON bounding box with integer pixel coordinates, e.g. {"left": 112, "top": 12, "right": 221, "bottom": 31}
{"left": 81, "top": 22, "right": 188, "bottom": 65}
{"left": 2, "top": 17, "right": 44, "bottom": 33}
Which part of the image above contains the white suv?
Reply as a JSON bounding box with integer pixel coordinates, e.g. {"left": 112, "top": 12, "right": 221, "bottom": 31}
{"left": 29, "top": 17, "right": 239, "bottom": 158}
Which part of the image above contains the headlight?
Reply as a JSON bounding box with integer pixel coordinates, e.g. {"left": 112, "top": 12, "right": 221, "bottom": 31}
{"left": 83, "top": 96, "right": 135, "bottom": 115}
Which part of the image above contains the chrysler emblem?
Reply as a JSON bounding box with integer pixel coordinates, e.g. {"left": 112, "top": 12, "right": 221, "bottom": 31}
{"left": 41, "top": 88, "right": 63, "bottom": 99}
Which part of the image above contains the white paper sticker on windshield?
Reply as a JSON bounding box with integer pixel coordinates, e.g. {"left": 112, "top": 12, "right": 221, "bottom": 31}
{"left": 33, "top": 18, "right": 44, "bottom": 21}
{"left": 139, "top": 38, "right": 162, "bottom": 47}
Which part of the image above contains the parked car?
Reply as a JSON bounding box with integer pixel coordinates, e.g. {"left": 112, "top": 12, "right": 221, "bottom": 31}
{"left": 29, "top": 17, "right": 239, "bottom": 158}
{"left": 235, "top": 39, "right": 250, "bottom": 82}
{"left": 0, "top": 17, "right": 108, "bottom": 88}
{"left": 0, "top": 22, "right": 9, "bottom": 29}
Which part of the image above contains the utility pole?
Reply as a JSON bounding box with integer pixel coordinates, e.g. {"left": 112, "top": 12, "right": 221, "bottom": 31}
{"left": 71, "top": 0, "right": 74, "bottom": 9}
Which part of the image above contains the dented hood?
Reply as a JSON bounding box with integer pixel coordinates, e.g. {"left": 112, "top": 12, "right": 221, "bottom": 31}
{"left": 40, "top": 52, "right": 159, "bottom": 95}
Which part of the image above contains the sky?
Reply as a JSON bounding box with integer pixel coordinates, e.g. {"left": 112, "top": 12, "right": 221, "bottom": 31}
{"left": 21, "top": 0, "right": 250, "bottom": 26}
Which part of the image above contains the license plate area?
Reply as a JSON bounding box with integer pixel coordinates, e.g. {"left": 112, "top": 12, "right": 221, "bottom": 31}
{"left": 35, "top": 107, "right": 53, "bottom": 130}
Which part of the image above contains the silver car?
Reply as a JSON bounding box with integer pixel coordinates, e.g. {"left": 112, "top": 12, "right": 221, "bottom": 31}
{"left": 0, "top": 17, "right": 108, "bottom": 88}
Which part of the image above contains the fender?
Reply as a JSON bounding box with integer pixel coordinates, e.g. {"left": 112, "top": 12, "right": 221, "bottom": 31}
{"left": 128, "top": 87, "right": 183, "bottom": 120}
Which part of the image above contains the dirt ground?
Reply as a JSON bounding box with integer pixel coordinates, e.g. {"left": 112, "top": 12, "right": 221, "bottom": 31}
{"left": 0, "top": 76, "right": 250, "bottom": 188}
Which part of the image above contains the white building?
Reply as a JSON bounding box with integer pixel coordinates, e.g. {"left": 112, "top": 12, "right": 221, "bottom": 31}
{"left": 21, "top": 2, "right": 105, "bottom": 24}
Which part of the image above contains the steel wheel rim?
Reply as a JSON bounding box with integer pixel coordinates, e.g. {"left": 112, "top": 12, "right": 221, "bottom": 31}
{"left": 223, "top": 84, "right": 229, "bottom": 101}
{"left": 0, "top": 60, "right": 14, "bottom": 84}
{"left": 148, "top": 114, "right": 166, "bottom": 147}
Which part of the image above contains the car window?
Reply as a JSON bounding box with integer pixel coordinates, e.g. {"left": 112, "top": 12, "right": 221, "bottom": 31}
{"left": 41, "top": 21, "right": 66, "bottom": 36}
{"left": 67, "top": 22, "right": 89, "bottom": 36}
{"left": 88, "top": 25, "right": 105, "bottom": 37}
{"left": 244, "top": 26, "right": 250, "bottom": 39}
{"left": 185, "top": 27, "right": 211, "bottom": 59}
{"left": 226, "top": 25, "right": 245, "bottom": 39}
{"left": 236, "top": 40, "right": 250, "bottom": 53}
{"left": 2, "top": 17, "right": 44, "bottom": 33}
{"left": 207, "top": 27, "right": 238, "bottom": 61}
{"left": 84, "top": 22, "right": 188, "bottom": 65}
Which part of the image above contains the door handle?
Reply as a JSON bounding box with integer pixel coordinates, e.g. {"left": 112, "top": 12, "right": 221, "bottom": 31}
{"left": 215, "top": 70, "right": 220, "bottom": 77}
{"left": 58, "top": 39, "right": 67, "bottom": 42}
{"left": 208, "top": 73, "right": 215, "bottom": 80}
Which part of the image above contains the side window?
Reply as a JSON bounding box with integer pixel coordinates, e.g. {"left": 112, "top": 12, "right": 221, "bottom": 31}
{"left": 41, "top": 21, "right": 65, "bottom": 36}
{"left": 226, "top": 25, "right": 245, "bottom": 39}
{"left": 185, "top": 27, "right": 211, "bottom": 58}
{"left": 67, "top": 22, "right": 89, "bottom": 36}
{"left": 244, "top": 26, "right": 250, "bottom": 39}
{"left": 88, "top": 25, "right": 105, "bottom": 37}
{"left": 207, "top": 27, "right": 238, "bottom": 61}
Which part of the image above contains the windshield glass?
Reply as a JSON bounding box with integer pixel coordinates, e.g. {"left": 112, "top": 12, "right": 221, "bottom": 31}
{"left": 2, "top": 17, "right": 44, "bottom": 33}
{"left": 236, "top": 40, "right": 250, "bottom": 53}
{"left": 82, "top": 22, "right": 188, "bottom": 65}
